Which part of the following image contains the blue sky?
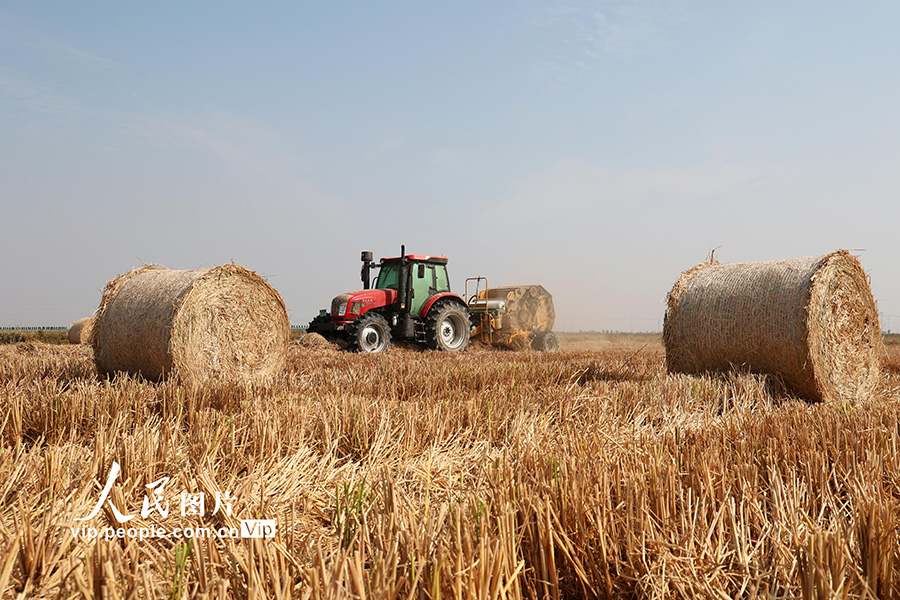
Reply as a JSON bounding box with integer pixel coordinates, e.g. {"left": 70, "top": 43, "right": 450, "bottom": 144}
{"left": 2, "top": 1, "right": 900, "bottom": 331}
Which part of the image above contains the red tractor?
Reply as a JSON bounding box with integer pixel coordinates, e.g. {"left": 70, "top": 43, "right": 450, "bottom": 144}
{"left": 308, "top": 246, "right": 471, "bottom": 352}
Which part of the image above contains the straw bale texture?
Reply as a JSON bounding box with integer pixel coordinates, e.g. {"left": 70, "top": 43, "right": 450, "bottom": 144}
{"left": 664, "top": 250, "right": 881, "bottom": 402}
{"left": 294, "top": 332, "right": 336, "bottom": 350}
{"left": 484, "top": 285, "right": 555, "bottom": 334}
{"left": 91, "top": 264, "right": 289, "bottom": 385}
{"left": 67, "top": 317, "right": 94, "bottom": 344}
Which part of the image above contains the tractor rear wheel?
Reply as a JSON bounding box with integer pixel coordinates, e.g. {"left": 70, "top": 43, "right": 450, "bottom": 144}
{"left": 349, "top": 313, "right": 392, "bottom": 353}
{"left": 425, "top": 301, "right": 471, "bottom": 352}
{"left": 532, "top": 331, "right": 559, "bottom": 352}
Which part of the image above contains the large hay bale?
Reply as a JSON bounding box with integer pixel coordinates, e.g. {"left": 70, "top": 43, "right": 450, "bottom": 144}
{"left": 91, "top": 264, "right": 289, "bottom": 385}
{"left": 68, "top": 317, "right": 95, "bottom": 344}
{"left": 664, "top": 250, "right": 881, "bottom": 402}
{"left": 484, "top": 285, "right": 555, "bottom": 333}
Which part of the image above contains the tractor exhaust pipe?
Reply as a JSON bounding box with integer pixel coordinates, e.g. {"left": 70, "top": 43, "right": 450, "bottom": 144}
{"left": 361, "top": 251, "right": 374, "bottom": 289}
{"left": 397, "top": 245, "right": 407, "bottom": 314}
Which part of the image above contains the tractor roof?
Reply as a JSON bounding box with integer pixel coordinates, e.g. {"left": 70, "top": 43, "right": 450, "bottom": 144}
{"left": 382, "top": 255, "right": 449, "bottom": 265}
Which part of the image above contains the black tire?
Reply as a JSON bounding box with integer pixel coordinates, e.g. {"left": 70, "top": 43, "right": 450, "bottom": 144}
{"left": 425, "top": 301, "right": 471, "bottom": 352}
{"left": 532, "top": 331, "right": 559, "bottom": 352}
{"left": 307, "top": 313, "right": 343, "bottom": 343}
{"left": 307, "top": 313, "right": 331, "bottom": 335}
{"left": 348, "top": 313, "right": 392, "bottom": 353}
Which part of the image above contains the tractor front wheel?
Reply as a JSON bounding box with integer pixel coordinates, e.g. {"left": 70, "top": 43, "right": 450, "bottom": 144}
{"left": 308, "top": 313, "right": 341, "bottom": 343}
{"left": 426, "top": 302, "right": 471, "bottom": 352}
{"left": 307, "top": 313, "right": 330, "bottom": 335}
{"left": 349, "top": 313, "right": 392, "bottom": 353}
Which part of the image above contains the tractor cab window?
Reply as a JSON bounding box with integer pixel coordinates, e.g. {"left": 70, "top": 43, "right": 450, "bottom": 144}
{"left": 410, "top": 263, "right": 434, "bottom": 316}
{"left": 434, "top": 265, "right": 450, "bottom": 292}
{"left": 375, "top": 263, "right": 399, "bottom": 290}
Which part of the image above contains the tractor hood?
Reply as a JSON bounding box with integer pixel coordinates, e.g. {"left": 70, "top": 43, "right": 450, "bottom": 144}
{"left": 330, "top": 289, "right": 398, "bottom": 318}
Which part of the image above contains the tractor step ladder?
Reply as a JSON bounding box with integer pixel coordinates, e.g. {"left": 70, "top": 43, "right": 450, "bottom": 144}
{"left": 414, "top": 321, "right": 427, "bottom": 344}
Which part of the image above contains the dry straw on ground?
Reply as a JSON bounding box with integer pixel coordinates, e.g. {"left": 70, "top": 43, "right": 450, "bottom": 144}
{"left": 67, "top": 317, "right": 94, "bottom": 344}
{"left": 2, "top": 339, "right": 899, "bottom": 598}
{"left": 90, "top": 264, "right": 289, "bottom": 385}
{"left": 664, "top": 250, "right": 882, "bottom": 402}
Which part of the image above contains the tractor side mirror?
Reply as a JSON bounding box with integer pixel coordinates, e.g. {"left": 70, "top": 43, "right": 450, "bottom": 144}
{"left": 417, "top": 264, "right": 425, "bottom": 278}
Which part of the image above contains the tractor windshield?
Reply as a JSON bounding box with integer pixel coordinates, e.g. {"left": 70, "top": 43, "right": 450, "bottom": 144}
{"left": 375, "top": 263, "right": 400, "bottom": 290}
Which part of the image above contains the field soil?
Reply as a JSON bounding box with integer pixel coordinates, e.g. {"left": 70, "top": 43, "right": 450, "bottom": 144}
{"left": 1, "top": 335, "right": 899, "bottom": 598}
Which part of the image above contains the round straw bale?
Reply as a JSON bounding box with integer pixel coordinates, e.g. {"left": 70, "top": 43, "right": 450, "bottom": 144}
{"left": 485, "top": 285, "right": 555, "bottom": 333}
{"left": 91, "top": 264, "right": 289, "bottom": 385}
{"left": 68, "top": 317, "right": 95, "bottom": 344}
{"left": 664, "top": 250, "right": 881, "bottom": 402}
{"left": 294, "top": 332, "right": 336, "bottom": 350}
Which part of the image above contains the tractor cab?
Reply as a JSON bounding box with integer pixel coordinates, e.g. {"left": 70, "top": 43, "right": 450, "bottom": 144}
{"left": 373, "top": 255, "right": 451, "bottom": 317}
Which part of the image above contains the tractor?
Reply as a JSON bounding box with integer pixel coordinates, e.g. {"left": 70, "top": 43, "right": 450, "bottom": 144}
{"left": 308, "top": 246, "right": 471, "bottom": 352}
{"left": 308, "top": 246, "right": 559, "bottom": 353}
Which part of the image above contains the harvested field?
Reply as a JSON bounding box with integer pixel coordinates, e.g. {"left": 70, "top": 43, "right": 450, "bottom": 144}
{"left": 1, "top": 337, "right": 899, "bottom": 598}
{"left": 0, "top": 330, "right": 67, "bottom": 345}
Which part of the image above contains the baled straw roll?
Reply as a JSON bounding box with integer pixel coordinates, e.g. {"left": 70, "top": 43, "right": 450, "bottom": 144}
{"left": 664, "top": 250, "right": 881, "bottom": 402}
{"left": 68, "top": 317, "right": 94, "bottom": 344}
{"left": 91, "top": 264, "right": 289, "bottom": 386}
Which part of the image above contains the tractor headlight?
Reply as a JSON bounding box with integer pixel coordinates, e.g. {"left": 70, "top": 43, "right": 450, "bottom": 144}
{"left": 331, "top": 295, "right": 352, "bottom": 317}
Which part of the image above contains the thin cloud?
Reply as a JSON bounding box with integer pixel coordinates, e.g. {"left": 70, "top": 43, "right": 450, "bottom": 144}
{"left": 532, "top": 0, "right": 697, "bottom": 85}
{"left": 123, "top": 113, "right": 348, "bottom": 216}
{"left": 491, "top": 158, "right": 803, "bottom": 226}
{"left": 31, "top": 39, "right": 126, "bottom": 71}
{"left": 126, "top": 114, "right": 292, "bottom": 180}
{"left": 0, "top": 12, "right": 125, "bottom": 71}
{"left": 369, "top": 133, "right": 408, "bottom": 157}
{"left": 0, "top": 71, "right": 86, "bottom": 117}
{"left": 0, "top": 16, "right": 123, "bottom": 116}
{"left": 587, "top": 2, "right": 692, "bottom": 56}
